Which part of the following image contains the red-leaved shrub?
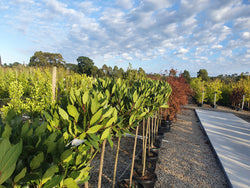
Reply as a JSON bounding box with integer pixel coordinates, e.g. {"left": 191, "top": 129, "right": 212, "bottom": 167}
{"left": 160, "top": 70, "right": 191, "bottom": 121}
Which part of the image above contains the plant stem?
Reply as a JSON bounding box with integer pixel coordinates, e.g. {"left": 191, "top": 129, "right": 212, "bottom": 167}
{"left": 151, "top": 117, "right": 154, "bottom": 148}
{"left": 98, "top": 139, "right": 107, "bottom": 188}
{"left": 154, "top": 116, "right": 157, "bottom": 143}
{"left": 142, "top": 118, "right": 145, "bottom": 165}
{"left": 148, "top": 117, "right": 151, "bottom": 153}
{"left": 112, "top": 137, "right": 121, "bottom": 188}
{"left": 142, "top": 118, "right": 149, "bottom": 176}
{"left": 129, "top": 125, "right": 139, "bottom": 187}
{"left": 84, "top": 182, "right": 89, "bottom": 188}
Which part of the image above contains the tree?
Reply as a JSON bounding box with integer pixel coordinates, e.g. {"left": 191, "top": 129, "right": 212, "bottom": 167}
{"left": 169, "top": 68, "right": 177, "bottom": 77}
{"left": 113, "top": 66, "right": 120, "bottom": 78}
{"left": 182, "top": 70, "right": 191, "bottom": 83}
{"left": 97, "top": 69, "right": 105, "bottom": 77}
{"left": 64, "top": 63, "right": 78, "bottom": 72}
{"left": 102, "top": 64, "right": 108, "bottom": 75}
{"left": 77, "top": 56, "right": 94, "bottom": 76}
{"left": 29, "top": 51, "right": 66, "bottom": 67}
{"left": 197, "top": 69, "right": 209, "bottom": 81}
{"left": 138, "top": 67, "right": 146, "bottom": 79}
{"left": 91, "top": 65, "right": 99, "bottom": 77}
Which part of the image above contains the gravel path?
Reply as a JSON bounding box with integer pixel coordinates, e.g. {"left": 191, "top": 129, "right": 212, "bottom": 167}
{"left": 155, "top": 105, "right": 230, "bottom": 188}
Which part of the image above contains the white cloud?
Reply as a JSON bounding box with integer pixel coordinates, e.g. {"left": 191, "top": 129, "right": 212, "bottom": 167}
{"left": 241, "top": 32, "right": 250, "bottom": 40}
{"left": 122, "top": 53, "right": 133, "bottom": 60}
{"left": 116, "top": 0, "right": 133, "bottom": 9}
{"left": 211, "top": 45, "right": 223, "bottom": 49}
{"left": 15, "top": 0, "right": 34, "bottom": 3}
{"left": 178, "top": 47, "right": 189, "bottom": 54}
{"left": 79, "top": 1, "right": 100, "bottom": 13}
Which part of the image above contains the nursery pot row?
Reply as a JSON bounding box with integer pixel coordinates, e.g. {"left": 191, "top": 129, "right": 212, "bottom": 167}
{"left": 117, "top": 117, "right": 170, "bottom": 188}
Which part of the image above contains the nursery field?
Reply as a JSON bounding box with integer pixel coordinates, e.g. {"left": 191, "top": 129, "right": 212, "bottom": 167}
{"left": 1, "top": 66, "right": 249, "bottom": 187}
{"left": 0, "top": 67, "right": 176, "bottom": 188}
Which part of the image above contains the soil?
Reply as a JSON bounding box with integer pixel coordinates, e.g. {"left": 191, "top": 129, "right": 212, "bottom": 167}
{"left": 83, "top": 102, "right": 250, "bottom": 187}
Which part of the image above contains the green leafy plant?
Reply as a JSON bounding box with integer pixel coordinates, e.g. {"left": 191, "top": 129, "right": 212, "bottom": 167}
{"left": 0, "top": 110, "right": 91, "bottom": 187}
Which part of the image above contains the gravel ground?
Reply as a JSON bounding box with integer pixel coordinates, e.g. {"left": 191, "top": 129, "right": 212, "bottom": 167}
{"left": 155, "top": 105, "right": 230, "bottom": 188}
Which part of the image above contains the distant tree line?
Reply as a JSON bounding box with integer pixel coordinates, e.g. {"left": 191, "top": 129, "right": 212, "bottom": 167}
{"left": 4, "top": 51, "right": 147, "bottom": 79}
{"left": 1, "top": 51, "right": 248, "bottom": 83}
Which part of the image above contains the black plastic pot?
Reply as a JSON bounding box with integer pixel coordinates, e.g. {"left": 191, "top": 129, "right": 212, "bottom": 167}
{"left": 150, "top": 147, "right": 160, "bottom": 155}
{"left": 161, "top": 120, "right": 167, "bottom": 127}
{"left": 134, "top": 159, "right": 156, "bottom": 173}
{"left": 155, "top": 134, "right": 164, "bottom": 140}
{"left": 154, "top": 138, "right": 162, "bottom": 148}
{"left": 139, "top": 150, "right": 158, "bottom": 162}
{"left": 133, "top": 170, "right": 157, "bottom": 188}
{"left": 157, "top": 130, "right": 164, "bottom": 136}
{"left": 116, "top": 179, "right": 139, "bottom": 188}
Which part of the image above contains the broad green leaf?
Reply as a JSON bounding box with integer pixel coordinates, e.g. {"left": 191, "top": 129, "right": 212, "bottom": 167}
{"left": 45, "top": 132, "right": 57, "bottom": 142}
{"left": 21, "top": 122, "right": 29, "bottom": 137}
{"left": 102, "top": 107, "right": 114, "bottom": 118}
{"left": 35, "top": 122, "right": 47, "bottom": 136}
{"left": 43, "top": 111, "right": 52, "bottom": 121}
{"left": 41, "top": 165, "right": 58, "bottom": 185}
{"left": 46, "top": 141, "right": 57, "bottom": 154}
{"left": 0, "top": 139, "right": 22, "bottom": 185}
{"left": 88, "top": 133, "right": 100, "bottom": 142}
{"left": 75, "top": 154, "right": 83, "bottom": 166}
{"left": 30, "top": 152, "right": 44, "bottom": 170}
{"left": 101, "top": 128, "right": 110, "bottom": 140}
{"left": 86, "top": 125, "right": 103, "bottom": 134}
{"left": 90, "top": 96, "right": 99, "bottom": 114}
{"left": 111, "top": 84, "right": 116, "bottom": 94}
{"left": 60, "top": 149, "right": 72, "bottom": 163}
{"left": 63, "top": 178, "right": 79, "bottom": 188}
{"left": 89, "top": 109, "right": 102, "bottom": 126}
{"left": 79, "top": 132, "right": 86, "bottom": 140}
{"left": 139, "top": 112, "right": 147, "bottom": 118}
{"left": 1, "top": 124, "right": 12, "bottom": 139}
{"left": 68, "top": 121, "right": 74, "bottom": 136}
{"left": 160, "top": 104, "right": 169, "bottom": 108}
{"left": 129, "top": 114, "right": 135, "bottom": 125}
{"left": 35, "top": 136, "right": 41, "bottom": 148}
{"left": 58, "top": 107, "right": 69, "bottom": 121}
{"left": 133, "top": 91, "right": 138, "bottom": 102}
{"left": 87, "top": 139, "right": 99, "bottom": 151}
{"left": 43, "top": 175, "right": 63, "bottom": 188}
{"left": 70, "top": 89, "right": 76, "bottom": 104}
{"left": 107, "top": 134, "right": 113, "bottom": 149}
{"left": 67, "top": 105, "right": 79, "bottom": 122}
{"left": 14, "top": 167, "right": 27, "bottom": 183}
{"left": 105, "top": 117, "right": 116, "bottom": 127}
{"left": 0, "top": 139, "right": 11, "bottom": 161}
{"left": 105, "top": 89, "right": 110, "bottom": 98}
{"left": 82, "top": 91, "right": 89, "bottom": 104}
{"left": 63, "top": 132, "right": 69, "bottom": 140}
{"left": 75, "top": 167, "right": 91, "bottom": 183}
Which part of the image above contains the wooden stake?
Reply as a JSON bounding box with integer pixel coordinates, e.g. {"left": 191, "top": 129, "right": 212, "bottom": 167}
{"left": 52, "top": 66, "right": 57, "bottom": 101}
{"left": 129, "top": 125, "right": 139, "bottom": 187}
{"left": 112, "top": 137, "right": 121, "bottom": 188}
{"left": 142, "top": 118, "right": 149, "bottom": 176}
{"left": 98, "top": 139, "right": 107, "bottom": 188}
{"left": 142, "top": 118, "right": 145, "bottom": 165}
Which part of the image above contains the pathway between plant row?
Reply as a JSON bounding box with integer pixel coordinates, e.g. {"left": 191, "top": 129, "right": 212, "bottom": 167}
{"left": 196, "top": 109, "right": 250, "bottom": 188}
{"left": 155, "top": 106, "right": 229, "bottom": 187}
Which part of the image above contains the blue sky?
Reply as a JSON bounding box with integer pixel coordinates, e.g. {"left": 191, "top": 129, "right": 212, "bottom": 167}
{"left": 0, "top": 0, "right": 250, "bottom": 76}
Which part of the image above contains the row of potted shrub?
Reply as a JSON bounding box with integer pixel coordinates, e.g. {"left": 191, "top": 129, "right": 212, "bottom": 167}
{"left": 116, "top": 114, "right": 172, "bottom": 188}
{"left": 0, "top": 77, "right": 172, "bottom": 187}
